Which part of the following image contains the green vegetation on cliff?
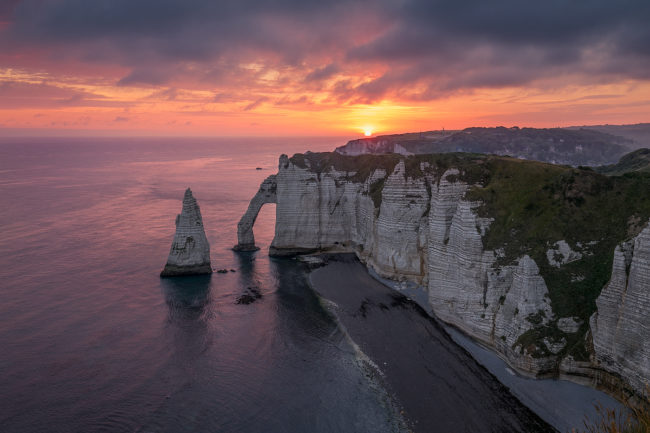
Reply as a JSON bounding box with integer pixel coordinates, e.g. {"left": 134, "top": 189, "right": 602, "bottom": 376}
{"left": 289, "top": 151, "right": 489, "bottom": 184}
{"left": 465, "top": 159, "right": 650, "bottom": 359}
{"left": 596, "top": 148, "right": 650, "bottom": 176}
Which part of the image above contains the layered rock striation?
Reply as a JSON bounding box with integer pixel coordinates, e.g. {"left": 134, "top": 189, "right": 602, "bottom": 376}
{"left": 161, "top": 188, "right": 212, "bottom": 277}
{"left": 239, "top": 152, "right": 650, "bottom": 397}
{"left": 590, "top": 225, "right": 650, "bottom": 395}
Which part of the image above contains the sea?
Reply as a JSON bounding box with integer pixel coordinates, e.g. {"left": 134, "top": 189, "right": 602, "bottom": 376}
{"left": 0, "top": 137, "right": 619, "bottom": 432}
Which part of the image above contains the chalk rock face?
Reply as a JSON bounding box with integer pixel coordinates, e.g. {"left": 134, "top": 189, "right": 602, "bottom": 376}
{"left": 427, "top": 173, "right": 497, "bottom": 343}
{"left": 270, "top": 155, "right": 360, "bottom": 255}
{"left": 493, "top": 256, "right": 556, "bottom": 372}
{"left": 546, "top": 240, "right": 582, "bottom": 268}
{"left": 365, "top": 160, "right": 430, "bottom": 282}
{"left": 557, "top": 317, "right": 582, "bottom": 333}
{"left": 426, "top": 175, "right": 556, "bottom": 374}
{"left": 590, "top": 223, "right": 650, "bottom": 395}
{"left": 270, "top": 156, "right": 430, "bottom": 283}
{"left": 242, "top": 153, "right": 649, "bottom": 392}
{"left": 161, "top": 188, "right": 212, "bottom": 277}
{"left": 234, "top": 175, "right": 277, "bottom": 251}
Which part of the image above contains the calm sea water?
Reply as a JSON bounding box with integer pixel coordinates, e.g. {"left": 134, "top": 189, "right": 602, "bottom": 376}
{"left": 0, "top": 137, "right": 406, "bottom": 433}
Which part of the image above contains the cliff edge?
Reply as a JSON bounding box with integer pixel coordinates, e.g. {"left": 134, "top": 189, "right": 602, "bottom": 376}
{"left": 238, "top": 152, "right": 650, "bottom": 399}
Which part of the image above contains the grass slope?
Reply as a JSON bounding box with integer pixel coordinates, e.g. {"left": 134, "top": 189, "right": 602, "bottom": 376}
{"left": 596, "top": 148, "right": 650, "bottom": 176}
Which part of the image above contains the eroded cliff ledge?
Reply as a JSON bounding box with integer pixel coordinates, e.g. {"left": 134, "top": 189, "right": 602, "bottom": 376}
{"left": 238, "top": 152, "right": 650, "bottom": 398}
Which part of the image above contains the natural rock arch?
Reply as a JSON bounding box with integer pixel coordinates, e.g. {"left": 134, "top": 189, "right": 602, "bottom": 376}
{"left": 233, "top": 175, "right": 277, "bottom": 251}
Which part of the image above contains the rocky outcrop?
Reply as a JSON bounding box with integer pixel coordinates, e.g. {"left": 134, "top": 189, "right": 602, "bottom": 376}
{"left": 234, "top": 175, "right": 277, "bottom": 251}
{"left": 590, "top": 224, "right": 650, "bottom": 395}
{"left": 240, "top": 153, "right": 650, "bottom": 398}
{"left": 546, "top": 240, "right": 583, "bottom": 268}
{"left": 161, "top": 188, "right": 212, "bottom": 277}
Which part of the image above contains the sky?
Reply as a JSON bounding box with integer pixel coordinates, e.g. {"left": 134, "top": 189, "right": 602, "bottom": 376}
{"left": 0, "top": 0, "right": 649, "bottom": 137}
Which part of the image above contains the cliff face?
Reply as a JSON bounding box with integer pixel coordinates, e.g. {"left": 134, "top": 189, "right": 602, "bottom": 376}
{"left": 161, "top": 188, "right": 212, "bottom": 277}
{"left": 238, "top": 152, "right": 650, "bottom": 397}
{"left": 267, "top": 155, "right": 431, "bottom": 283}
{"left": 590, "top": 226, "right": 650, "bottom": 395}
{"left": 427, "top": 175, "right": 557, "bottom": 374}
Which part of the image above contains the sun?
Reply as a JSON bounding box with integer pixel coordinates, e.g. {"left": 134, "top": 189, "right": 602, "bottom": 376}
{"left": 363, "top": 128, "right": 373, "bottom": 137}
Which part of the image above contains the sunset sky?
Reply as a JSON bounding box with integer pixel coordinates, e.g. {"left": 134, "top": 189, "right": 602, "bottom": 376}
{"left": 1, "top": 0, "right": 649, "bottom": 137}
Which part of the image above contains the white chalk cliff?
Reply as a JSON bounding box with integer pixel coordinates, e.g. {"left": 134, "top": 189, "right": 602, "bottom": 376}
{"left": 161, "top": 188, "right": 212, "bottom": 276}
{"left": 590, "top": 225, "right": 650, "bottom": 395}
{"left": 237, "top": 154, "right": 650, "bottom": 397}
{"left": 234, "top": 175, "right": 277, "bottom": 251}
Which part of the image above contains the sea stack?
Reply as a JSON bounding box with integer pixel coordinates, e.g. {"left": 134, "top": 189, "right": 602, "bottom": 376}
{"left": 161, "top": 188, "right": 212, "bottom": 277}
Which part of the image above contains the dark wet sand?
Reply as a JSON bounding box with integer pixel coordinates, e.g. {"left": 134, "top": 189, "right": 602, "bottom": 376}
{"left": 310, "top": 254, "right": 557, "bottom": 433}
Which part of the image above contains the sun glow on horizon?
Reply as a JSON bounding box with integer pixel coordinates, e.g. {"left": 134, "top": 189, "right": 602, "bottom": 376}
{"left": 363, "top": 127, "right": 373, "bottom": 137}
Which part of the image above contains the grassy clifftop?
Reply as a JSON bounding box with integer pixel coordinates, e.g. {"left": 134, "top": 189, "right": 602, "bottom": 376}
{"left": 335, "top": 126, "right": 632, "bottom": 166}
{"left": 289, "top": 150, "right": 490, "bottom": 182}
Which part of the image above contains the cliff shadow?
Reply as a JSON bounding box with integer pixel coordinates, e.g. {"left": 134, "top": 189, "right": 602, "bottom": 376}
{"left": 160, "top": 275, "right": 212, "bottom": 322}
{"left": 269, "top": 257, "right": 340, "bottom": 345}
{"left": 232, "top": 250, "right": 267, "bottom": 303}
{"left": 160, "top": 275, "right": 214, "bottom": 361}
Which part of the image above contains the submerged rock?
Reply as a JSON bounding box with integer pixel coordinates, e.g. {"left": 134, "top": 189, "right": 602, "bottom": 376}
{"left": 235, "top": 286, "right": 262, "bottom": 304}
{"left": 161, "top": 188, "right": 212, "bottom": 277}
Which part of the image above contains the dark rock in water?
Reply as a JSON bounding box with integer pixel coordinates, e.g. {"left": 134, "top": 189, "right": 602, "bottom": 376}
{"left": 216, "top": 269, "right": 228, "bottom": 274}
{"left": 256, "top": 167, "right": 263, "bottom": 170}
{"left": 232, "top": 243, "right": 260, "bottom": 252}
{"left": 229, "top": 269, "right": 236, "bottom": 272}
{"left": 160, "top": 188, "right": 212, "bottom": 277}
{"left": 235, "top": 294, "right": 256, "bottom": 305}
{"left": 161, "top": 263, "right": 212, "bottom": 276}
{"left": 235, "top": 286, "right": 262, "bottom": 305}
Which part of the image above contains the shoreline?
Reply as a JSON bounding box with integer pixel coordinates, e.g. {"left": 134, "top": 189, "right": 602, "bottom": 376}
{"left": 365, "top": 266, "right": 624, "bottom": 432}
{"left": 314, "top": 296, "right": 412, "bottom": 433}
{"left": 306, "top": 253, "right": 555, "bottom": 433}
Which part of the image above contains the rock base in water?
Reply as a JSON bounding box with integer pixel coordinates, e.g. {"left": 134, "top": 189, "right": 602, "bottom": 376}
{"left": 232, "top": 243, "right": 260, "bottom": 252}
{"left": 268, "top": 246, "right": 318, "bottom": 257}
{"left": 160, "top": 263, "right": 212, "bottom": 277}
{"left": 161, "top": 188, "right": 212, "bottom": 277}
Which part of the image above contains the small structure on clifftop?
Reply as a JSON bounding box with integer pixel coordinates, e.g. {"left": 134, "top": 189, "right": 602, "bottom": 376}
{"left": 161, "top": 188, "right": 212, "bottom": 277}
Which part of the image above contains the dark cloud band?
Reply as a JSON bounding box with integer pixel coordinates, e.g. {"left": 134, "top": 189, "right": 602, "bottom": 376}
{"left": 1, "top": 0, "right": 648, "bottom": 102}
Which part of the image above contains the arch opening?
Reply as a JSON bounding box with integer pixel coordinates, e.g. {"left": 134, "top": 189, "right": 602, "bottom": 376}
{"left": 234, "top": 175, "right": 277, "bottom": 251}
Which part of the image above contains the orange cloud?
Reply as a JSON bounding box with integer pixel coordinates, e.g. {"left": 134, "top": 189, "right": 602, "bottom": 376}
{"left": 1, "top": 0, "right": 649, "bottom": 137}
